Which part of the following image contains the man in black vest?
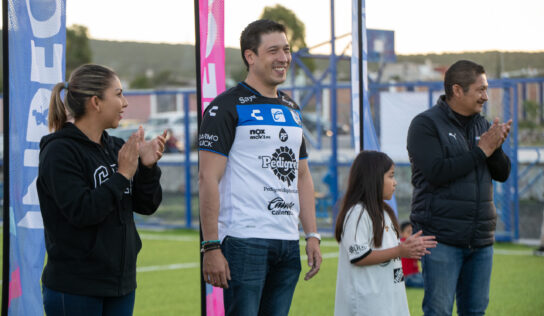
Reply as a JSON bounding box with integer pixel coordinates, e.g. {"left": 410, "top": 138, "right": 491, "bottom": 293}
{"left": 407, "top": 60, "right": 511, "bottom": 316}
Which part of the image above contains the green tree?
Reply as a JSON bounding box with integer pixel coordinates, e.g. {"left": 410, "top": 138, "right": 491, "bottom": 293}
{"left": 66, "top": 24, "right": 92, "bottom": 79}
{"left": 260, "top": 4, "right": 315, "bottom": 72}
{"left": 130, "top": 74, "right": 153, "bottom": 89}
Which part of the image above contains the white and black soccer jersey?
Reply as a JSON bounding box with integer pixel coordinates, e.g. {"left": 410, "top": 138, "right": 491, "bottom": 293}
{"left": 334, "top": 204, "right": 410, "bottom": 316}
{"left": 199, "top": 82, "right": 308, "bottom": 241}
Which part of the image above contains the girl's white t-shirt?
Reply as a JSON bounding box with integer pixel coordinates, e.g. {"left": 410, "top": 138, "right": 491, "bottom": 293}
{"left": 334, "top": 203, "right": 410, "bottom": 316}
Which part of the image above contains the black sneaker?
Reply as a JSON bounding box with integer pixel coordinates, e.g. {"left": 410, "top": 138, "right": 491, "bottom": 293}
{"left": 534, "top": 246, "right": 544, "bottom": 257}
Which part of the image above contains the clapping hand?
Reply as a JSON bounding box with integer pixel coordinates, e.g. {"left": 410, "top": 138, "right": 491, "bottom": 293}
{"left": 399, "top": 230, "right": 437, "bottom": 259}
{"left": 118, "top": 132, "right": 140, "bottom": 180}
{"left": 478, "top": 118, "right": 512, "bottom": 157}
{"left": 137, "top": 126, "right": 167, "bottom": 167}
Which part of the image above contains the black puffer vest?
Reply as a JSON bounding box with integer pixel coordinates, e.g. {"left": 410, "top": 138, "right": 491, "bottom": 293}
{"left": 410, "top": 97, "right": 496, "bottom": 248}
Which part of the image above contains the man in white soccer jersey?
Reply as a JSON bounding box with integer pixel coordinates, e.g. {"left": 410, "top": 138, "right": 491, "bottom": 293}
{"left": 198, "top": 19, "right": 322, "bottom": 316}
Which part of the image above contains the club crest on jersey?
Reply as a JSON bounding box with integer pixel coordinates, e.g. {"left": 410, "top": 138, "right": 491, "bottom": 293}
{"left": 279, "top": 128, "right": 288, "bottom": 142}
{"left": 289, "top": 109, "right": 302, "bottom": 126}
{"left": 260, "top": 146, "right": 298, "bottom": 186}
{"left": 271, "top": 108, "right": 286, "bottom": 122}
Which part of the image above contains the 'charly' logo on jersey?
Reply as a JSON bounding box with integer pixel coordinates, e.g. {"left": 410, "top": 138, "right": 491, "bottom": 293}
{"left": 267, "top": 197, "right": 295, "bottom": 215}
{"left": 289, "top": 109, "right": 301, "bottom": 126}
{"left": 271, "top": 108, "right": 286, "bottom": 122}
{"left": 250, "top": 129, "right": 270, "bottom": 140}
{"left": 279, "top": 128, "right": 288, "bottom": 142}
{"left": 251, "top": 109, "right": 264, "bottom": 120}
{"left": 208, "top": 105, "right": 218, "bottom": 117}
{"left": 260, "top": 146, "right": 298, "bottom": 186}
{"left": 239, "top": 95, "right": 257, "bottom": 104}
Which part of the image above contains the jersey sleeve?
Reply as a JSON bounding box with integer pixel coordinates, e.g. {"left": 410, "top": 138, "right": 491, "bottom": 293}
{"left": 198, "top": 100, "right": 238, "bottom": 157}
{"left": 339, "top": 204, "right": 373, "bottom": 264}
{"left": 299, "top": 135, "right": 308, "bottom": 159}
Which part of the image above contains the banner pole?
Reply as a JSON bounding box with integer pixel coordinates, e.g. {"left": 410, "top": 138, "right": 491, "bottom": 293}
{"left": 358, "top": 0, "right": 364, "bottom": 151}
{"left": 2, "top": 0, "right": 10, "bottom": 314}
{"left": 193, "top": 1, "right": 206, "bottom": 315}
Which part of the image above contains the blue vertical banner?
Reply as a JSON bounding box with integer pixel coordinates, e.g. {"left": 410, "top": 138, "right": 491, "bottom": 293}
{"left": 6, "top": 0, "right": 65, "bottom": 314}
{"left": 351, "top": 0, "right": 397, "bottom": 212}
{"left": 351, "top": 0, "right": 379, "bottom": 152}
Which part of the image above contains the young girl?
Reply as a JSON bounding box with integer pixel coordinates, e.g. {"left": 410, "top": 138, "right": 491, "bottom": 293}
{"left": 38, "top": 64, "right": 166, "bottom": 315}
{"left": 334, "top": 151, "right": 436, "bottom": 316}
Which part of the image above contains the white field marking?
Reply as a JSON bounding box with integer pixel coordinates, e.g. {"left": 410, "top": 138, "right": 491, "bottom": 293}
{"left": 137, "top": 262, "right": 199, "bottom": 272}
{"left": 139, "top": 234, "right": 199, "bottom": 242}
{"left": 139, "top": 233, "right": 339, "bottom": 246}
{"left": 135, "top": 249, "right": 537, "bottom": 274}
{"left": 493, "top": 249, "right": 533, "bottom": 256}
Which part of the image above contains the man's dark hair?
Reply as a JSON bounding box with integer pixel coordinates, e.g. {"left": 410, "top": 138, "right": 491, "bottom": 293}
{"left": 400, "top": 221, "right": 412, "bottom": 233}
{"left": 444, "top": 60, "right": 486, "bottom": 100}
{"left": 240, "top": 19, "right": 287, "bottom": 70}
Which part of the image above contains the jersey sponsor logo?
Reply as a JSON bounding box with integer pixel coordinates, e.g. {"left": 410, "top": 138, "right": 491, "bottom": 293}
{"left": 199, "top": 133, "right": 219, "bottom": 147}
{"left": 282, "top": 95, "right": 294, "bottom": 107}
{"left": 249, "top": 129, "right": 270, "bottom": 140}
{"left": 289, "top": 109, "right": 302, "bottom": 126}
{"left": 279, "top": 128, "right": 288, "bottom": 142}
{"left": 239, "top": 95, "right": 257, "bottom": 104}
{"left": 348, "top": 244, "right": 369, "bottom": 256}
{"left": 260, "top": 146, "right": 298, "bottom": 186}
{"left": 208, "top": 105, "right": 219, "bottom": 117}
{"left": 271, "top": 108, "right": 286, "bottom": 122}
{"left": 393, "top": 267, "right": 405, "bottom": 283}
{"left": 251, "top": 109, "right": 264, "bottom": 120}
{"left": 267, "top": 197, "right": 295, "bottom": 215}
{"left": 263, "top": 186, "right": 298, "bottom": 194}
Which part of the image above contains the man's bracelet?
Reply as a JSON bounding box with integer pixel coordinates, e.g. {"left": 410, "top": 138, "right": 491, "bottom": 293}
{"left": 201, "top": 239, "right": 220, "bottom": 246}
{"left": 201, "top": 243, "right": 221, "bottom": 253}
{"left": 305, "top": 232, "right": 321, "bottom": 244}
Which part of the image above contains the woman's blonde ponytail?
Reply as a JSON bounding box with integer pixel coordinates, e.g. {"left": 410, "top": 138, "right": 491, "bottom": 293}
{"left": 48, "top": 82, "right": 68, "bottom": 132}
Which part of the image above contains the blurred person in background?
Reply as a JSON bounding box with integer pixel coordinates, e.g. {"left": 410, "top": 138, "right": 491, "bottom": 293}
{"left": 38, "top": 64, "right": 166, "bottom": 316}
{"left": 164, "top": 128, "right": 182, "bottom": 153}
{"left": 399, "top": 221, "right": 424, "bottom": 288}
{"left": 407, "top": 60, "right": 511, "bottom": 316}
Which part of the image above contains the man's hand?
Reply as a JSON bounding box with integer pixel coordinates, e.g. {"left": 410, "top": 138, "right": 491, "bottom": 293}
{"left": 478, "top": 117, "right": 511, "bottom": 157}
{"left": 202, "top": 249, "right": 231, "bottom": 289}
{"left": 304, "top": 238, "right": 322, "bottom": 281}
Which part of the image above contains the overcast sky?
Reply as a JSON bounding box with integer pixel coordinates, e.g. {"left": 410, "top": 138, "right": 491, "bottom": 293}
{"left": 24, "top": 0, "right": 544, "bottom": 54}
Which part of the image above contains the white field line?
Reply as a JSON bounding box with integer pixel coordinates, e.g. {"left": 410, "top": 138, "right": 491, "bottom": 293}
{"left": 136, "top": 249, "right": 536, "bottom": 274}
{"left": 139, "top": 234, "right": 199, "bottom": 242}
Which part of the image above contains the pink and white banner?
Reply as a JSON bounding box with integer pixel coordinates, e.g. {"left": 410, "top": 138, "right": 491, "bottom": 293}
{"left": 199, "top": 0, "right": 226, "bottom": 116}
{"left": 197, "top": 0, "right": 225, "bottom": 315}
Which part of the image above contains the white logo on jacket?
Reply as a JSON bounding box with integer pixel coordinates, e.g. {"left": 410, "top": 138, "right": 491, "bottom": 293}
{"left": 94, "top": 166, "right": 109, "bottom": 188}
{"left": 94, "top": 164, "right": 131, "bottom": 194}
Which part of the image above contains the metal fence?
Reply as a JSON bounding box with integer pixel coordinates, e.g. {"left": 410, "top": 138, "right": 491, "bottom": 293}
{"left": 128, "top": 77, "right": 544, "bottom": 241}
